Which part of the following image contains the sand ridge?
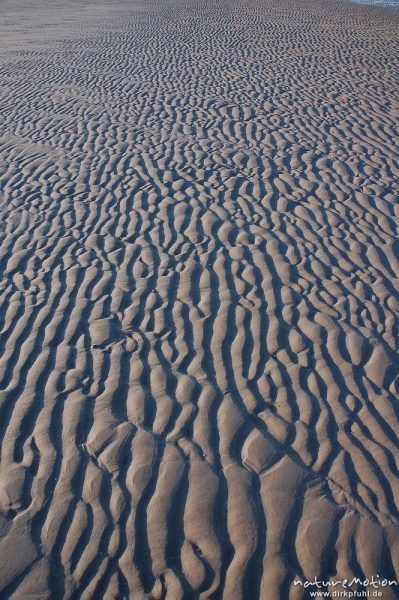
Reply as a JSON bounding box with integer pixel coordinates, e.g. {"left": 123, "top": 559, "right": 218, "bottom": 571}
{"left": 0, "top": 0, "right": 399, "bottom": 598}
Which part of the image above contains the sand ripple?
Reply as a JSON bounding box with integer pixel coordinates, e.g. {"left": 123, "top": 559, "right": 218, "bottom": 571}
{"left": 0, "top": 0, "right": 399, "bottom": 598}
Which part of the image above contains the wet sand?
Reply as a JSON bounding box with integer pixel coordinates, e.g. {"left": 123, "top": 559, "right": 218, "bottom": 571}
{"left": 0, "top": 0, "right": 399, "bottom": 598}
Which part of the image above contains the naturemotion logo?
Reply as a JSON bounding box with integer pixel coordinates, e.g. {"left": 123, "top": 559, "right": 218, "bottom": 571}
{"left": 293, "top": 575, "right": 398, "bottom": 598}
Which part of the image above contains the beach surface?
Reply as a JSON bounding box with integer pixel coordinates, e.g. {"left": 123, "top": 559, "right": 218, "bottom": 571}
{"left": 0, "top": 0, "right": 399, "bottom": 598}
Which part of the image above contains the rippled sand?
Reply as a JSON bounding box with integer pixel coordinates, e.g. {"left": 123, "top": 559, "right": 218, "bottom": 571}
{"left": 0, "top": 0, "right": 399, "bottom": 598}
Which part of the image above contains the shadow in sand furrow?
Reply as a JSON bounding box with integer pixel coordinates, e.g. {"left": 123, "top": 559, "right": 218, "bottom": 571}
{"left": 67, "top": 468, "right": 114, "bottom": 598}
{"left": 81, "top": 441, "right": 133, "bottom": 599}
{"left": 132, "top": 437, "right": 164, "bottom": 594}
{"left": 0, "top": 296, "right": 62, "bottom": 428}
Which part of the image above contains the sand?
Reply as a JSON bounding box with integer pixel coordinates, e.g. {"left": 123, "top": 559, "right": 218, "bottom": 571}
{"left": 0, "top": 0, "right": 399, "bottom": 597}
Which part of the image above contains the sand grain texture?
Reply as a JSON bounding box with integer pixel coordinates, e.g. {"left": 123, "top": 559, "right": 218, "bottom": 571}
{"left": 0, "top": 0, "right": 399, "bottom": 597}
